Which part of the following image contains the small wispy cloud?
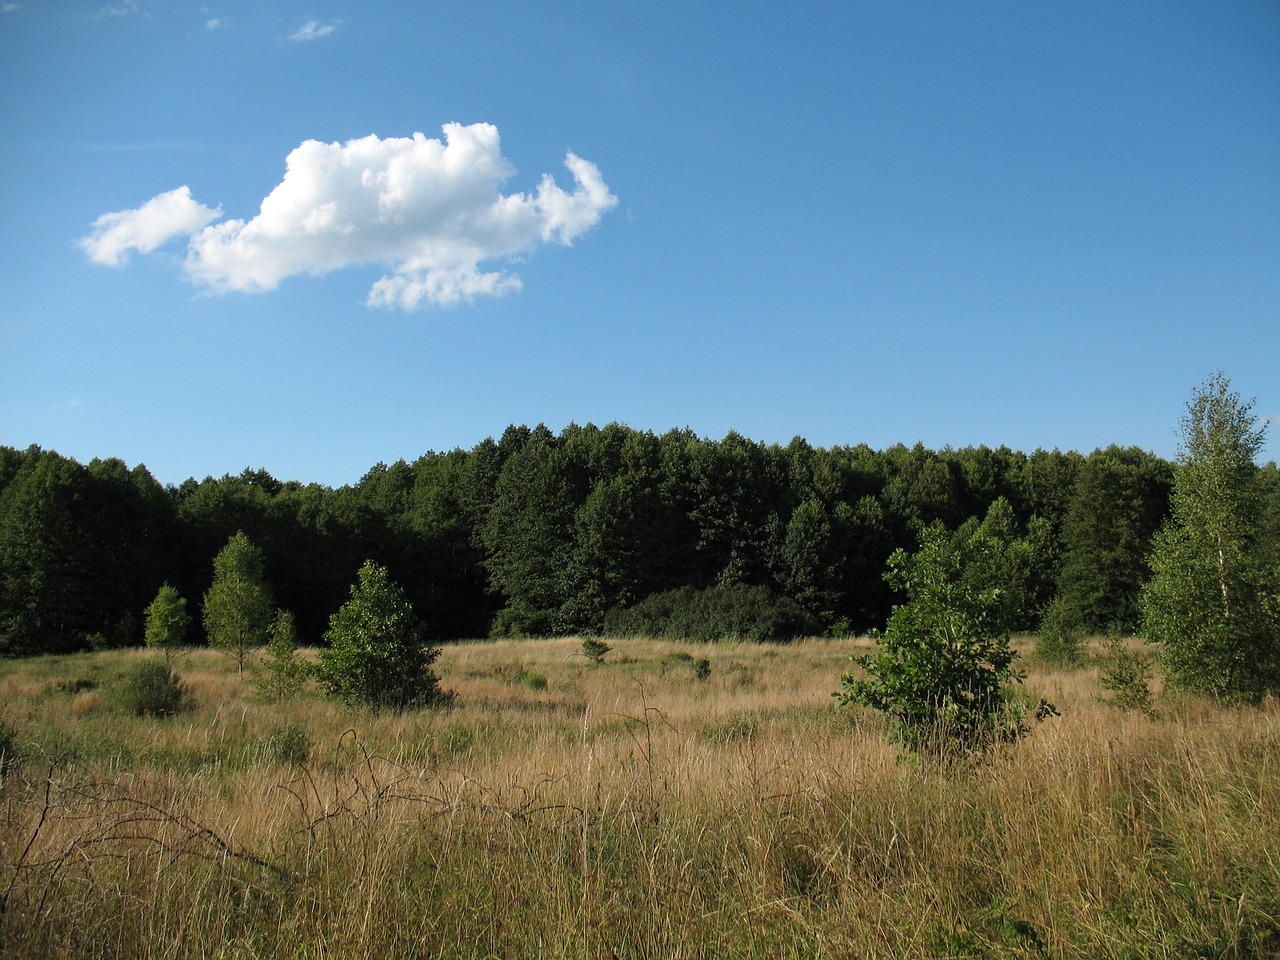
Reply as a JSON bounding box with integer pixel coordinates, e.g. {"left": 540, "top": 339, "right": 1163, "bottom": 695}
{"left": 81, "top": 123, "right": 617, "bottom": 309}
{"left": 97, "top": 0, "right": 143, "bottom": 17}
{"left": 1, "top": 4, "right": 22, "bottom": 14}
{"left": 289, "top": 18, "right": 338, "bottom": 41}
{"left": 204, "top": 18, "right": 221, "bottom": 31}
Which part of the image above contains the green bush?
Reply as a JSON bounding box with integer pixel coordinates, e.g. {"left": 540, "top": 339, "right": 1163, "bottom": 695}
{"left": 262, "top": 723, "right": 312, "bottom": 766}
{"left": 519, "top": 670, "right": 548, "bottom": 690}
{"left": 603, "top": 583, "right": 820, "bottom": 643}
{"left": 837, "top": 522, "right": 1037, "bottom": 755}
{"left": 111, "top": 661, "right": 187, "bottom": 717}
{"left": 1035, "top": 595, "right": 1088, "bottom": 667}
{"left": 581, "top": 638, "right": 611, "bottom": 663}
{"left": 314, "top": 561, "right": 452, "bottom": 712}
{"left": 1099, "top": 635, "right": 1154, "bottom": 714}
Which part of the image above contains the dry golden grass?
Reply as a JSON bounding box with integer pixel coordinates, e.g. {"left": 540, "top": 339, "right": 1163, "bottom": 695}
{"left": 1, "top": 637, "right": 1277, "bottom": 958}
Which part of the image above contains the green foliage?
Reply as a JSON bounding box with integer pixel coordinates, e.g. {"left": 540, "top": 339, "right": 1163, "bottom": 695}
{"left": 202, "top": 531, "right": 275, "bottom": 674}
{"left": 581, "top": 638, "right": 611, "bottom": 664}
{"left": 313, "top": 560, "right": 451, "bottom": 712}
{"left": 1140, "top": 373, "right": 1280, "bottom": 699}
{"left": 603, "top": 583, "right": 820, "bottom": 643}
{"left": 1098, "top": 635, "right": 1154, "bottom": 714}
{"left": 110, "top": 660, "right": 187, "bottom": 717}
{"left": 254, "top": 609, "right": 305, "bottom": 702}
{"left": 518, "top": 670, "right": 548, "bottom": 691}
{"left": 837, "top": 522, "right": 1034, "bottom": 754}
{"left": 1056, "top": 447, "right": 1172, "bottom": 633}
{"left": 694, "top": 657, "right": 712, "bottom": 681}
{"left": 1035, "top": 594, "right": 1088, "bottom": 667}
{"left": 262, "top": 722, "right": 311, "bottom": 766}
{"left": 144, "top": 583, "right": 190, "bottom": 661}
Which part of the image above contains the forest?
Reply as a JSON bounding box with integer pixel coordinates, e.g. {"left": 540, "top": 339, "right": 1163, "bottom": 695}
{"left": 2, "top": 422, "right": 1278, "bottom": 658}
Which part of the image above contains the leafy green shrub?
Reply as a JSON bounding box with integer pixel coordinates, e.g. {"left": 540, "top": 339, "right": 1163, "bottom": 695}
{"left": 1099, "top": 635, "right": 1154, "bottom": 714}
{"left": 262, "top": 723, "right": 312, "bottom": 766}
{"left": 837, "top": 522, "right": 1039, "bottom": 755}
{"left": 314, "top": 561, "right": 452, "bottom": 712}
{"left": 581, "top": 638, "right": 611, "bottom": 663}
{"left": 603, "top": 583, "right": 820, "bottom": 643}
{"left": 1035, "top": 595, "right": 1088, "bottom": 667}
{"left": 254, "top": 610, "right": 306, "bottom": 702}
{"left": 111, "top": 661, "right": 187, "bottom": 717}
{"left": 519, "top": 670, "right": 548, "bottom": 690}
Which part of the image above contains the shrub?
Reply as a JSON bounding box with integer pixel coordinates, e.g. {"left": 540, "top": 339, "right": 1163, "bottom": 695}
{"left": 254, "top": 610, "right": 306, "bottom": 702}
{"left": 519, "top": 670, "right": 548, "bottom": 690}
{"left": 837, "top": 522, "right": 1040, "bottom": 755}
{"left": 1099, "top": 635, "right": 1154, "bottom": 714}
{"left": 314, "top": 560, "right": 451, "bottom": 712}
{"left": 603, "top": 583, "right": 820, "bottom": 643}
{"left": 111, "top": 661, "right": 187, "bottom": 717}
{"left": 581, "top": 638, "right": 611, "bottom": 663}
{"left": 262, "top": 723, "right": 312, "bottom": 766}
{"left": 1035, "top": 595, "right": 1088, "bottom": 667}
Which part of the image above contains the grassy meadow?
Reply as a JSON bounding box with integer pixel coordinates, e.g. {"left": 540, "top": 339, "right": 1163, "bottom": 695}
{"left": 1, "top": 637, "right": 1278, "bottom": 959}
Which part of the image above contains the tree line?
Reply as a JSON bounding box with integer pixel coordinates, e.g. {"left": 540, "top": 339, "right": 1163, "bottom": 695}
{"left": 2, "top": 420, "right": 1277, "bottom": 657}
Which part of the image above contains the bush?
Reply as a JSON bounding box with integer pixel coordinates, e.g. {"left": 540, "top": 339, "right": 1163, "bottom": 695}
{"left": 254, "top": 610, "right": 306, "bottom": 702}
{"left": 581, "top": 638, "right": 611, "bottom": 663}
{"left": 1036, "top": 596, "right": 1088, "bottom": 667}
{"left": 111, "top": 661, "right": 187, "bottom": 717}
{"left": 1099, "top": 635, "right": 1154, "bottom": 714}
{"left": 262, "top": 723, "right": 312, "bottom": 766}
{"left": 837, "top": 522, "right": 1038, "bottom": 756}
{"left": 314, "top": 561, "right": 452, "bottom": 712}
{"left": 603, "top": 584, "right": 820, "bottom": 643}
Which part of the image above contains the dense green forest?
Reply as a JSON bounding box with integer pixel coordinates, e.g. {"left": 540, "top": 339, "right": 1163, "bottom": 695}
{"left": 2, "top": 424, "right": 1277, "bottom": 657}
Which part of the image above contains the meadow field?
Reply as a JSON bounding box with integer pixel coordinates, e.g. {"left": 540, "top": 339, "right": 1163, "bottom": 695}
{"left": 1, "top": 637, "right": 1277, "bottom": 959}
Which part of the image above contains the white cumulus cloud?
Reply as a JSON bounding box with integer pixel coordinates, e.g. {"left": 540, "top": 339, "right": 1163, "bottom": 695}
{"left": 289, "top": 18, "right": 338, "bottom": 41}
{"left": 83, "top": 122, "right": 617, "bottom": 309}
{"left": 79, "top": 186, "right": 221, "bottom": 266}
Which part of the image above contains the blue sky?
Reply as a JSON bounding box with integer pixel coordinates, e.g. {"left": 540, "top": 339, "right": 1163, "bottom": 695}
{"left": 2, "top": 1, "right": 1277, "bottom": 487}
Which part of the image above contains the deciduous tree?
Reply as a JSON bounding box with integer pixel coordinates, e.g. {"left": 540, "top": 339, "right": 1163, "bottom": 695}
{"left": 144, "top": 584, "right": 190, "bottom": 662}
{"left": 313, "top": 560, "right": 449, "bottom": 711}
{"left": 202, "top": 531, "right": 274, "bottom": 673}
{"left": 1140, "top": 373, "right": 1280, "bottom": 698}
{"left": 837, "top": 522, "right": 1036, "bottom": 754}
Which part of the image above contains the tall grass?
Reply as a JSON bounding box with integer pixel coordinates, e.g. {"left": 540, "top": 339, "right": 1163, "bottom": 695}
{"left": 1, "top": 638, "right": 1277, "bottom": 958}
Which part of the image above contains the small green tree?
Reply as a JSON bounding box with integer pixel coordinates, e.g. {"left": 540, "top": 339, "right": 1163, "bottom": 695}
{"left": 202, "top": 531, "right": 274, "bottom": 674}
{"left": 313, "top": 560, "right": 450, "bottom": 711}
{"left": 1140, "top": 373, "right": 1280, "bottom": 699}
{"left": 1035, "top": 594, "right": 1088, "bottom": 668}
{"left": 144, "top": 583, "right": 190, "bottom": 663}
{"left": 836, "top": 522, "right": 1033, "bottom": 754}
{"left": 255, "top": 609, "right": 305, "bottom": 702}
{"left": 581, "top": 637, "right": 611, "bottom": 664}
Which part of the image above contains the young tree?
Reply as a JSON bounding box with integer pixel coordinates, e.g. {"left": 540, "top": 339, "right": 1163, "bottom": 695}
{"left": 1140, "top": 373, "right": 1280, "bottom": 698}
{"left": 202, "top": 531, "right": 274, "bottom": 674}
{"left": 255, "top": 609, "right": 305, "bottom": 702}
{"left": 144, "top": 583, "right": 190, "bottom": 662}
{"left": 836, "top": 522, "right": 1035, "bottom": 754}
{"left": 313, "top": 560, "right": 450, "bottom": 711}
